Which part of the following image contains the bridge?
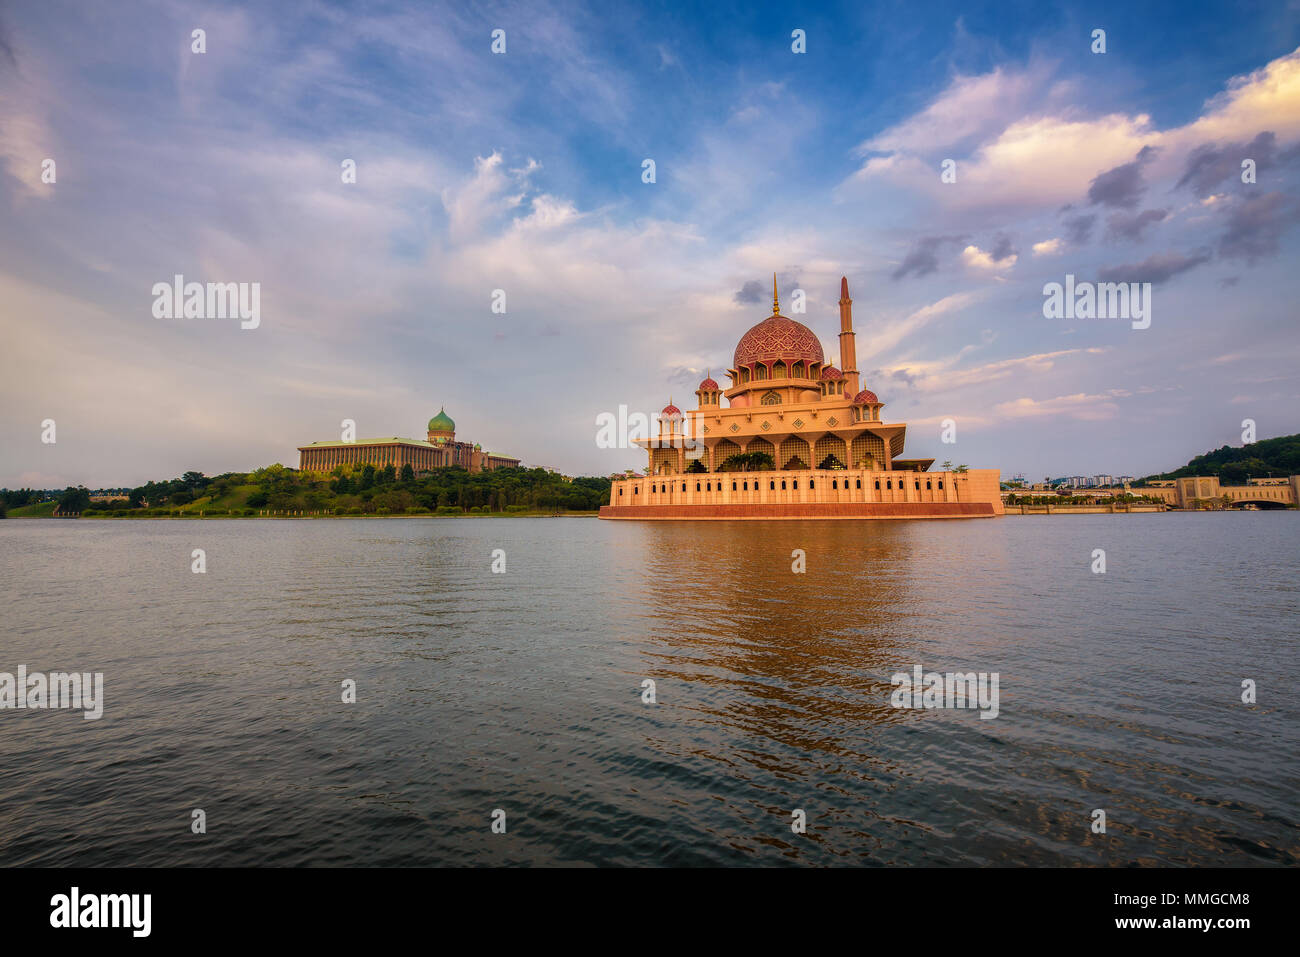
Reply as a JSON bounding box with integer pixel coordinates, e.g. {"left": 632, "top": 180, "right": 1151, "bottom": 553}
{"left": 1142, "top": 475, "right": 1298, "bottom": 509}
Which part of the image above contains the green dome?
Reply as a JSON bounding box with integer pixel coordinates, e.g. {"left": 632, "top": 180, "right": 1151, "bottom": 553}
{"left": 427, "top": 408, "right": 455, "bottom": 433}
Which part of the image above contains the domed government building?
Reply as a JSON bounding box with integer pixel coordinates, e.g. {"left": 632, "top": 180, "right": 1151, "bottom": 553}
{"left": 599, "top": 277, "right": 1003, "bottom": 520}
{"left": 298, "top": 408, "right": 520, "bottom": 475}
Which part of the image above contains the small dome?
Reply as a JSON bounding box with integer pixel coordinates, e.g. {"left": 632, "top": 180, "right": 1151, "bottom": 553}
{"left": 661, "top": 402, "right": 682, "bottom": 417}
{"left": 428, "top": 408, "right": 455, "bottom": 432}
{"left": 852, "top": 389, "right": 878, "bottom": 404}
{"left": 820, "top": 366, "right": 842, "bottom": 380}
{"left": 698, "top": 376, "right": 718, "bottom": 391}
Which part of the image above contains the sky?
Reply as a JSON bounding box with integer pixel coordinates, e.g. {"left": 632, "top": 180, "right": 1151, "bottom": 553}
{"left": 1, "top": 0, "right": 1299, "bottom": 487}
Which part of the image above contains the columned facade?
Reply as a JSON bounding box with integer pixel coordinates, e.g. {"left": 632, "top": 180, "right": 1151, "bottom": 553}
{"left": 298, "top": 407, "right": 521, "bottom": 475}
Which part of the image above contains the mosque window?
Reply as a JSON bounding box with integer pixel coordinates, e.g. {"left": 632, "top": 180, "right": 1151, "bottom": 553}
{"left": 618, "top": 488, "right": 623, "bottom": 496}
{"left": 681, "top": 482, "right": 687, "bottom": 492}
{"left": 856, "top": 479, "right": 861, "bottom": 489}
{"left": 634, "top": 487, "right": 639, "bottom": 495}
{"left": 887, "top": 480, "right": 892, "bottom": 489}
{"left": 938, "top": 480, "right": 943, "bottom": 489}
{"left": 769, "top": 480, "right": 775, "bottom": 490}
{"left": 915, "top": 481, "right": 921, "bottom": 490}
{"left": 926, "top": 480, "right": 932, "bottom": 490}
{"left": 696, "top": 482, "right": 701, "bottom": 491}
{"left": 732, "top": 481, "right": 737, "bottom": 490}
{"left": 833, "top": 480, "right": 838, "bottom": 489}
{"left": 874, "top": 480, "right": 880, "bottom": 490}
{"left": 781, "top": 480, "right": 787, "bottom": 489}
{"left": 809, "top": 480, "right": 815, "bottom": 489}
{"left": 793, "top": 481, "right": 798, "bottom": 489}
{"left": 761, "top": 391, "right": 781, "bottom": 405}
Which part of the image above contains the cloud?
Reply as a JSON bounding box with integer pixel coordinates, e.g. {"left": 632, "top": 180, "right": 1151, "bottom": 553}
{"left": 1176, "top": 131, "right": 1280, "bottom": 196}
{"left": 990, "top": 233, "right": 1017, "bottom": 261}
{"left": 859, "top": 66, "right": 1044, "bottom": 155}
{"left": 856, "top": 291, "right": 981, "bottom": 356}
{"left": 734, "top": 280, "right": 764, "bottom": 304}
{"left": 1105, "top": 208, "right": 1168, "bottom": 241}
{"left": 1062, "top": 213, "right": 1097, "bottom": 244}
{"left": 1087, "top": 145, "right": 1158, "bottom": 209}
{"left": 891, "top": 235, "right": 966, "bottom": 280}
{"left": 847, "top": 47, "right": 1300, "bottom": 216}
{"left": 962, "top": 244, "right": 1017, "bottom": 271}
{"left": 993, "top": 392, "right": 1122, "bottom": 421}
{"left": 1097, "top": 250, "right": 1212, "bottom": 284}
{"left": 1215, "top": 191, "right": 1300, "bottom": 262}
{"left": 1176, "top": 47, "right": 1300, "bottom": 147}
{"left": 1032, "top": 238, "right": 1063, "bottom": 256}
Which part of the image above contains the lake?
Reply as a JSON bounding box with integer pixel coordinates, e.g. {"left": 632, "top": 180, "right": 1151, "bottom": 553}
{"left": 0, "top": 514, "right": 1295, "bottom": 866}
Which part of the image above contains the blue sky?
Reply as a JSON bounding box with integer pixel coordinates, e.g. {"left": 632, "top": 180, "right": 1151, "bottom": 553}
{"left": 2, "top": 0, "right": 1299, "bottom": 486}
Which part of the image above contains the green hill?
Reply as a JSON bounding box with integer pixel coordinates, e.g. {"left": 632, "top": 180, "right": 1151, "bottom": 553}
{"left": 1140, "top": 433, "right": 1300, "bottom": 485}
{"left": 7, "top": 501, "right": 59, "bottom": 517}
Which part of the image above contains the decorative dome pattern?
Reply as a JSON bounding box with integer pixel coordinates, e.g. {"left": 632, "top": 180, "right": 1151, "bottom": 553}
{"left": 698, "top": 377, "right": 719, "bottom": 391}
{"left": 661, "top": 403, "right": 682, "bottom": 417}
{"left": 733, "top": 315, "right": 825, "bottom": 368}
{"left": 428, "top": 408, "right": 455, "bottom": 432}
{"left": 852, "top": 389, "right": 878, "bottom": 404}
{"left": 820, "top": 366, "right": 842, "bottom": 380}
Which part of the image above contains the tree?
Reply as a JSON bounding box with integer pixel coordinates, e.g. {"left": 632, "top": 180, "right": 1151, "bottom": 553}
{"left": 58, "top": 486, "right": 92, "bottom": 513}
{"left": 720, "top": 451, "right": 774, "bottom": 472}
{"left": 400, "top": 463, "right": 415, "bottom": 483}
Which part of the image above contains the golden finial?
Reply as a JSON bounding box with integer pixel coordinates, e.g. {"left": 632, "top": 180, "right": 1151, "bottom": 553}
{"left": 772, "top": 272, "right": 780, "bottom": 315}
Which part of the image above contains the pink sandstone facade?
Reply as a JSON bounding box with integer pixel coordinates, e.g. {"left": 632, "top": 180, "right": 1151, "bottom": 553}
{"left": 600, "top": 277, "right": 1004, "bottom": 520}
{"left": 298, "top": 407, "right": 520, "bottom": 475}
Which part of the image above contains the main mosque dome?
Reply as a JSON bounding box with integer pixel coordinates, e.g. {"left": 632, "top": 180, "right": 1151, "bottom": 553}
{"left": 733, "top": 315, "right": 825, "bottom": 368}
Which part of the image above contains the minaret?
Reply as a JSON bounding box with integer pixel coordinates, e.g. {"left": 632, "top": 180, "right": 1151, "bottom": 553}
{"left": 838, "top": 276, "right": 860, "bottom": 397}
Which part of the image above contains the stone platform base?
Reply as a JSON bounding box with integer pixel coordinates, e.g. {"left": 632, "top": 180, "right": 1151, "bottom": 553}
{"left": 598, "top": 502, "right": 998, "bottom": 520}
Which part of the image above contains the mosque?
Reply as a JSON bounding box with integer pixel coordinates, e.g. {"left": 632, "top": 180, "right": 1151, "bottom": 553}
{"left": 598, "top": 277, "right": 1003, "bottom": 519}
{"left": 298, "top": 408, "right": 520, "bottom": 475}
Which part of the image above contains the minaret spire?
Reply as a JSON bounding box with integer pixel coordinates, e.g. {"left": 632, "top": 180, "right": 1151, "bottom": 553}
{"left": 838, "top": 276, "right": 860, "bottom": 397}
{"left": 772, "top": 272, "right": 780, "bottom": 315}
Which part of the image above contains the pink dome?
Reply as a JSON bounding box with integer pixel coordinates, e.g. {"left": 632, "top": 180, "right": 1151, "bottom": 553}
{"left": 734, "top": 315, "right": 825, "bottom": 368}
{"left": 852, "top": 389, "right": 878, "bottom": 404}
{"left": 698, "top": 377, "right": 718, "bottom": 390}
{"left": 820, "top": 366, "right": 842, "bottom": 380}
{"left": 661, "top": 403, "right": 682, "bottom": 417}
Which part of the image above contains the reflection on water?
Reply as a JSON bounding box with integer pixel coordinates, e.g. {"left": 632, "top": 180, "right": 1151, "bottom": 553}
{"left": 0, "top": 514, "right": 1295, "bottom": 866}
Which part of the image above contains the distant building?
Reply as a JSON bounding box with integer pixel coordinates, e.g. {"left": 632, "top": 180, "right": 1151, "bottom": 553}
{"left": 1141, "top": 475, "right": 1299, "bottom": 508}
{"left": 298, "top": 407, "right": 520, "bottom": 475}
